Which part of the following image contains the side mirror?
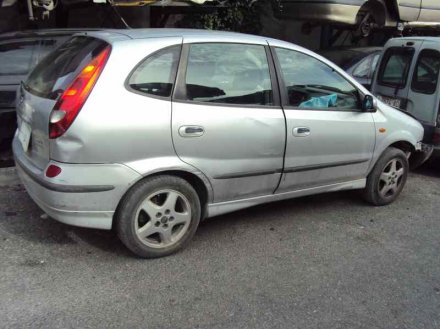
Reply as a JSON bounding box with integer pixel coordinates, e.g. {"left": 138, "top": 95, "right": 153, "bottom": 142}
{"left": 362, "top": 95, "right": 376, "bottom": 112}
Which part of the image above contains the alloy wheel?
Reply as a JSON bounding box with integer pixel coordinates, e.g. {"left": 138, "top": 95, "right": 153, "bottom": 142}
{"left": 134, "top": 189, "right": 192, "bottom": 248}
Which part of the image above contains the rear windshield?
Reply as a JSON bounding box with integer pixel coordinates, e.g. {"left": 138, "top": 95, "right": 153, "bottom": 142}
{"left": 378, "top": 47, "right": 414, "bottom": 88}
{"left": 25, "top": 36, "right": 108, "bottom": 99}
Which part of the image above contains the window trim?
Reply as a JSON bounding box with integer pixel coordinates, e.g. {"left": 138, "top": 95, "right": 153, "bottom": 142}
{"left": 410, "top": 48, "right": 440, "bottom": 95}
{"left": 271, "top": 46, "right": 362, "bottom": 112}
{"left": 172, "top": 42, "right": 280, "bottom": 108}
{"left": 377, "top": 46, "right": 415, "bottom": 89}
{"left": 125, "top": 44, "right": 183, "bottom": 101}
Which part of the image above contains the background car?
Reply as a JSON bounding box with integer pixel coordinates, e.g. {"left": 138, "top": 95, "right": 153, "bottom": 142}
{"left": 274, "top": 1, "right": 440, "bottom": 36}
{"left": 319, "top": 47, "right": 382, "bottom": 90}
{"left": 0, "top": 29, "right": 96, "bottom": 150}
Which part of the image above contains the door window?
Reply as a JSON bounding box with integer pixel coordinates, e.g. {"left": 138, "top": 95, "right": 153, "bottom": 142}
{"left": 183, "top": 43, "right": 273, "bottom": 106}
{"left": 377, "top": 47, "right": 414, "bottom": 88}
{"left": 128, "top": 45, "right": 181, "bottom": 98}
{"left": 0, "top": 40, "right": 39, "bottom": 76}
{"left": 411, "top": 49, "right": 440, "bottom": 95}
{"left": 274, "top": 48, "right": 359, "bottom": 110}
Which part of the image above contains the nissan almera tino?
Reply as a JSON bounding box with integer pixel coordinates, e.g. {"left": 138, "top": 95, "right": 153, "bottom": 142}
{"left": 13, "top": 29, "right": 423, "bottom": 258}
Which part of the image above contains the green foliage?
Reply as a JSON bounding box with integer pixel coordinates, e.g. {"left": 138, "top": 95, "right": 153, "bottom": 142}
{"left": 177, "top": 0, "right": 262, "bottom": 34}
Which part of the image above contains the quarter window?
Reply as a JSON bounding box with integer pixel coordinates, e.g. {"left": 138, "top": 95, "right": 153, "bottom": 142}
{"left": 184, "top": 43, "right": 273, "bottom": 106}
{"left": 411, "top": 49, "right": 440, "bottom": 95}
{"left": 275, "top": 48, "right": 359, "bottom": 110}
{"left": 128, "top": 45, "right": 181, "bottom": 98}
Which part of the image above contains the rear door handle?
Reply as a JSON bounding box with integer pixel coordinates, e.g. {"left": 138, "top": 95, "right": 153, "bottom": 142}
{"left": 293, "top": 127, "right": 310, "bottom": 137}
{"left": 179, "top": 125, "right": 205, "bottom": 137}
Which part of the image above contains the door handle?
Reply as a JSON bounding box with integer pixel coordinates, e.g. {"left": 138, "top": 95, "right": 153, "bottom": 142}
{"left": 179, "top": 125, "right": 205, "bottom": 137}
{"left": 293, "top": 127, "right": 310, "bottom": 137}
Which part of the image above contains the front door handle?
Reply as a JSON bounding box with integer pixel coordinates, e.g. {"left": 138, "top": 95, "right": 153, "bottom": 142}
{"left": 293, "top": 127, "right": 310, "bottom": 137}
{"left": 179, "top": 125, "right": 205, "bottom": 137}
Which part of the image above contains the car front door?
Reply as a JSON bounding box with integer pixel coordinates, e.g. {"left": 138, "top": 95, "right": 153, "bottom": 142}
{"left": 172, "top": 40, "right": 285, "bottom": 203}
{"left": 271, "top": 45, "right": 376, "bottom": 192}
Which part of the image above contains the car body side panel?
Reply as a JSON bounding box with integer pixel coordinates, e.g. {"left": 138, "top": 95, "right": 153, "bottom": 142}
{"left": 50, "top": 37, "right": 183, "bottom": 165}
{"left": 368, "top": 102, "right": 423, "bottom": 172}
{"left": 396, "top": 0, "right": 422, "bottom": 21}
{"left": 418, "top": 0, "right": 440, "bottom": 21}
{"left": 275, "top": 0, "right": 365, "bottom": 25}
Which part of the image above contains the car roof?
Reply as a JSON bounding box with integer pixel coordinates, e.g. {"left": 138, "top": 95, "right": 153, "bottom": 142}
{"left": 0, "top": 28, "right": 102, "bottom": 41}
{"left": 387, "top": 36, "right": 440, "bottom": 43}
{"left": 92, "top": 28, "right": 268, "bottom": 43}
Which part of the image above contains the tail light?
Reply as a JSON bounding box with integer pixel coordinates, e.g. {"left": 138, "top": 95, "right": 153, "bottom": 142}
{"left": 49, "top": 46, "right": 111, "bottom": 139}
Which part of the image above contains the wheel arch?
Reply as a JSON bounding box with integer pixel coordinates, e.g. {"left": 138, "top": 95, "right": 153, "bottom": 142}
{"left": 113, "top": 169, "right": 213, "bottom": 228}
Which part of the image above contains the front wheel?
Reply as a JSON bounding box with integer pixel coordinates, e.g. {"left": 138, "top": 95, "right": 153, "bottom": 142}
{"left": 363, "top": 147, "right": 409, "bottom": 206}
{"left": 116, "top": 175, "right": 201, "bottom": 258}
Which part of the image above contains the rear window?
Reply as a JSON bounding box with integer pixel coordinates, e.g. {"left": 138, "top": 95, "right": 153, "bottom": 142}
{"left": 25, "top": 36, "right": 109, "bottom": 99}
{"left": 411, "top": 49, "right": 440, "bottom": 95}
{"left": 0, "top": 40, "right": 39, "bottom": 76}
{"left": 378, "top": 47, "right": 414, "bottom": 88}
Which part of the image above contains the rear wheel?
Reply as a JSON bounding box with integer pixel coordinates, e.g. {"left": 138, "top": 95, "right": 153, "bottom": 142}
{"left": 116, "top": 175, "right": 201, "bottom": 258}
{"left": 363, "top": 147, "right": 409, "bottom": 206}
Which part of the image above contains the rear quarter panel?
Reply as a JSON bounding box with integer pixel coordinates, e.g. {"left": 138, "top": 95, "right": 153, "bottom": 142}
{"left": 50, "top": 37, "right": 183, "bottom": 166}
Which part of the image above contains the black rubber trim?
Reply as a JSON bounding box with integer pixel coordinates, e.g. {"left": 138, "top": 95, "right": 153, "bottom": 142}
{"left": 15, "top": 156, "right": 115, "bottom": 193}
{"left": 284, "top": 159, "right": 370, "bottom": 173}
{"left": 213, "top": 169, "right": 282, "bottom": 180}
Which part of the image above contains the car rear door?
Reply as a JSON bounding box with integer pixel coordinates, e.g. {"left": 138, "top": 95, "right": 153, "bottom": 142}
{"left": 171, "top": 38, "right": 285, "bottom": 203}
{"left": 270, "top": 43, "right": 375, "bottom": 192}
{"left": 406, "top": 41, "right": 440, "bottom": 129}
{"left": 373, "top": 39, "right": 423, "bottom": 113}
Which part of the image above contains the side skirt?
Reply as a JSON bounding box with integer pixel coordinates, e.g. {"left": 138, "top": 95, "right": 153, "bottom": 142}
{"left": 206, "top": 178, "right": 366, "bottom": 218}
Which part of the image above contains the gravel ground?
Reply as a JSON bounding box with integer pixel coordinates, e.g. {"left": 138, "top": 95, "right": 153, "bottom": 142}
{"left": 0, "top": 156, "right": 439, "bottom": 329}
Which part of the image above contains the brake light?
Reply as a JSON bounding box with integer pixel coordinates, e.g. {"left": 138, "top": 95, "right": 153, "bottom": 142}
{"left": 49, "top": 46, "right": 111, "bottom": 139}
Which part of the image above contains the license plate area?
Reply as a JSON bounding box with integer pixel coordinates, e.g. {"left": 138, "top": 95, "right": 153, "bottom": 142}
{"left": 377, "top": 95, "right": 402, "bottom": 109}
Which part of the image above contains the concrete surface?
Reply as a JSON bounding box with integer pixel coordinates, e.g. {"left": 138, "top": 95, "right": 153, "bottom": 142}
{"left": 0, "top": 157, "right": 439, "bottom": 329}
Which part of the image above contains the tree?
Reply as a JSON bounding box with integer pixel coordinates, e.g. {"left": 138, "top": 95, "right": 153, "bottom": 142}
{"left": 177, "top": 0, "right": 262, "bottom": 34}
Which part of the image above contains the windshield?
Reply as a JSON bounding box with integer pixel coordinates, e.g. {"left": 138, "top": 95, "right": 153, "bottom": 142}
{"left": 25, "top": 36, "right": 108, "bottom": 99}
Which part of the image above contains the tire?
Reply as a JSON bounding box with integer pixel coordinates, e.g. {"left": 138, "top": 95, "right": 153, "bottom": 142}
{"left": 116, "top": 175, "right": 201, "bottom": 258}
{"left": 409, "top": 148, "right": 433, "bottom": 170}
{"left": 363, "top": 147, "right": 409, "bottom": 206}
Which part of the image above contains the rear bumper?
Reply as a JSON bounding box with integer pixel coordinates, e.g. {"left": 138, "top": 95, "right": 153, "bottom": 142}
{"left": 13, "top": 138, "right": 141, "bottom": 230}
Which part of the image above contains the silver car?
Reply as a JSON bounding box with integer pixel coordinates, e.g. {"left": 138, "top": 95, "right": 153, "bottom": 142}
{"left": 13, "top": 29, "right": 423, "bottom": 258}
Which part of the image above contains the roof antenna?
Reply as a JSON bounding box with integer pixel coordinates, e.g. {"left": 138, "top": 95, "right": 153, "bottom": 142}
{"left": 98, "top": 0, "right": 131, "bottom": 28}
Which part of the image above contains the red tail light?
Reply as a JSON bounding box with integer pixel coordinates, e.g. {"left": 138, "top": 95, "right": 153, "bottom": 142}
{"left": 49, "top": 46, "right": 111, "bottom": 139}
